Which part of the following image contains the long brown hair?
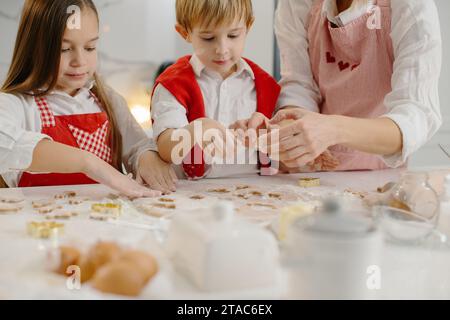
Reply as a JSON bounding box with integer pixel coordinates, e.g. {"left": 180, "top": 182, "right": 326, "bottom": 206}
{"left": 1, "top": 0, "right": 123, "bottom": 171}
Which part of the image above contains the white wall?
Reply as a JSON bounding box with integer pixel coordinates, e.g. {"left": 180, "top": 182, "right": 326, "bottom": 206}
{"left": 0, "top": 0, "right": 447, "bottom": 166}
{"left": 174, "top": 0, "right": 275, "bottom": 73}
{"left": 410, "top": 0, "right": 450, "bottom": 167}
{"left": 0, "top": 0, "right": 180, "bottom": 103}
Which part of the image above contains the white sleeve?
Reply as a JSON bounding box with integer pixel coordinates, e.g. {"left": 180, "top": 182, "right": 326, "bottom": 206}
{"left": 151, "top": 84, "right": 189, "bottom": 141}
{"left": 0, "top": 93, "right": 50, "bottom": 174}
{"left": 275, "top": 0, "right": 321, "bottom": 112}
{"left": 105, "top": 88, "right": 157, "bottom": 175}
{"left": 380, "top": 0, "right": 442, "bottom": 168}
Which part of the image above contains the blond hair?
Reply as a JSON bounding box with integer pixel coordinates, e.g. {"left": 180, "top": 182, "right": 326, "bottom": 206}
{"left": 176, "top": 0, "right": 254, "bottom": 31}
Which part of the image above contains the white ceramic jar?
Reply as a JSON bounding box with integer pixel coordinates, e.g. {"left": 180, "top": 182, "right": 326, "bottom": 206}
{"left": 282, "top": 200, "right": 383, "bottom": 300}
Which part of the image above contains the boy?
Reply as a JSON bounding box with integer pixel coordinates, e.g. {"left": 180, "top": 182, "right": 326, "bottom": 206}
{"left": 151, "top": 0, "right": 280, "bottom": 179}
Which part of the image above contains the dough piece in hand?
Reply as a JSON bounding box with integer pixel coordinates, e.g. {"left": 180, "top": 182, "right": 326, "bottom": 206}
{"left": 311, "top": 150, "right": 340, "bottom": 171}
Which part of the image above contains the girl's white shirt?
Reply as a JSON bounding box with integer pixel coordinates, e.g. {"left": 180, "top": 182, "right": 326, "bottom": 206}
{"left": 0, "top": 81, "right": 156, "bottom": 187}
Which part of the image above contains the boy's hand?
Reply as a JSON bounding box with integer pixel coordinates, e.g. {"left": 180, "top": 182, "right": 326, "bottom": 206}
{"left": 230, "top": 113, "right": 270, "bottom": 148}
{"left": 195, "top": 118, "right": 236, "bottom": 164}
{"left": 230, "top": 112, "right": 270, "bottom": 132}
{"left": 83, "top": 152, "right": 161, "bottom": 198}
{"left": 136, "top": 151, "right": 178, "bottom": 194}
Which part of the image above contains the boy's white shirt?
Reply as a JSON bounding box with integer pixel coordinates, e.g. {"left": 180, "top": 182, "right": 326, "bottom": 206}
{"left": 151, "top": 55, "right": 261, "bottom": 178}
{"left": 275, "top": 0, "right": 442, "bottom": 168}
{"left": 0, "top": 81, "right": 156, "bottom": 187}
{"left": 151, "top": 55, "right": 257, "bottom": 140}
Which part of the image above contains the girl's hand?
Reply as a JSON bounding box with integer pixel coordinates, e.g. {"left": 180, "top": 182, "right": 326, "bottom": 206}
{"left": 82, "top": 152, "right": 161, "bottom": 198}
{"left": 269, "top": 109, "right": 339, "bottom": 168}
{"left": 136, "top": 151, "right": 178, "bottom": 194}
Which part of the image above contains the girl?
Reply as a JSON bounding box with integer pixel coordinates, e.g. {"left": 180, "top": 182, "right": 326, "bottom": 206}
{"left": 0, "top": 0, "right": 177, "bottom": 196}
{"left": 238, "top": 0, "right": 442, "bottom": 172}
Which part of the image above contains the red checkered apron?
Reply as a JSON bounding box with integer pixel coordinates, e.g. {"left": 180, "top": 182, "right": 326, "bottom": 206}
{"left": 18, "top": 92, "right": 113, "bottom": 187}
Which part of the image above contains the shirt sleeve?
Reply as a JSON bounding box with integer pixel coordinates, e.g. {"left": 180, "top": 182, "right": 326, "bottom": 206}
{"left": 274, "top": 0, "right": 322, "bottom": 113}
{"left": 151, "top": 84, "right": 189, "bottom": 141}
{"left": 105, "top": 88, "right": 157, "bottom": 175}
{"left": 0, "top": 93, "right": 51, "bottom": 175}
{"left": 380, "top": 0, "right": 442, "bottom": 167}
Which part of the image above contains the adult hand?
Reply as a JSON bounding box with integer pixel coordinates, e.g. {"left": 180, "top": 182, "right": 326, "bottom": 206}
{"left": 268, "top": 108, "right": 339, "bottom": 169}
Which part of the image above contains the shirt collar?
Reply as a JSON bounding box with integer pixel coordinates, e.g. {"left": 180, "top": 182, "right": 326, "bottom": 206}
{"left": 322, "top": 0, "right": 374, "bottom": 27}
{"left": 190, "top": 54, "right": 255, "bottom": 80}
{"left": 36, "top": 79, "right": 95, "bottom": 98}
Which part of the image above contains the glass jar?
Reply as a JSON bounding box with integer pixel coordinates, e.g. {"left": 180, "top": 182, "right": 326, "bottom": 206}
{"left": 377, "top": 172, "right": 440, "bottom": 244}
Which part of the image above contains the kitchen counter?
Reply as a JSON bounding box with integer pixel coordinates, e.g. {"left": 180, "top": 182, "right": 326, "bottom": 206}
{"left": 1, "top": 168, "right": 449, "bottom": 299}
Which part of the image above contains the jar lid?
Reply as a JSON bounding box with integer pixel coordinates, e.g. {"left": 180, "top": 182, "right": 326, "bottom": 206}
{"left": 291, "top": 199, "right": 374, "bottom": 235}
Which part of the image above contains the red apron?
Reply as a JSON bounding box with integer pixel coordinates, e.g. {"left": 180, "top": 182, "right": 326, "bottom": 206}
{"left": 18, "top": 93, "right": 113, "bottom": 187}
{"left": 153, "top": 56, "right": 280, "bottom": 179}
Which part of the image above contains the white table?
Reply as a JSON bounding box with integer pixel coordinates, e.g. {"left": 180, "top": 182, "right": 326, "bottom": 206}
{"left": 1, "top": 169, "right": 449, "bottom": 299}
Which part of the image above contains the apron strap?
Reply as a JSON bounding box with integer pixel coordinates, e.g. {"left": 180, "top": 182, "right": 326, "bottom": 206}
{"left": 375, "top": 0, "right": 390, "bottom": 8}
{"left": 34, "top": 90, "right": 102, "bottom": 129}
{"left": 34, "top": 96, "right": 56, "bottom": 128}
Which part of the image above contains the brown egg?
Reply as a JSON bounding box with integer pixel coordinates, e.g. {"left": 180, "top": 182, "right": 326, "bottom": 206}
{"left": 56, "top": 246, "right": 80, "bottom": 275}
{"left": 119, "top": 250, "right": 158, "bottom": 282}
{"left": 77, "top": 254, "right": 97, "bottom": 283}
{"left": 92, "top": 261, "right": 146, "bottom": 297}
{"left": 87, "top": 241, "right": 122, "bottom": 268}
